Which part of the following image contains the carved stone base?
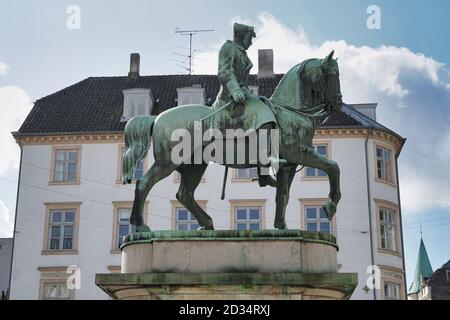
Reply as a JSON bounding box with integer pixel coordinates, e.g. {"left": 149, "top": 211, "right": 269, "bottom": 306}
{"left": 95, "top": 230, "right": 358, "bottom": 300}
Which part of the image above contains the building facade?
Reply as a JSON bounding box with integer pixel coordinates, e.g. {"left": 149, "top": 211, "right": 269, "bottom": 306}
{"left": 9, "top": 52, "right": 406, "bottom": 300}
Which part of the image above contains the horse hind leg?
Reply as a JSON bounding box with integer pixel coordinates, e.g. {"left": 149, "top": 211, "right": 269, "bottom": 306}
{"left": 176, "top": 164, "right": 214, "bottom": 230}
{"left": 130, "top": 161, "right": 177, "bottom": 231}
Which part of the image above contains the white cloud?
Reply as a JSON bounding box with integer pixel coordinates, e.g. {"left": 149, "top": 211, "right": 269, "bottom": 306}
{"left": 197, "top": 13, "right": 446, "bottom": 102}
{"left": 194, "top": 12, "right": 450, "bottom": 213}
{"left": 0, "top": 200, "right": 13, "bottom": 238}
{"left": 0, "top": 62, "right": 8, "bottom": 76}
{"left": 0, "top": 86, "right": 33, "bottom": 174}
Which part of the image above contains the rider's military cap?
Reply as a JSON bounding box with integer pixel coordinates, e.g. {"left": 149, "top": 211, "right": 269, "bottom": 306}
{"left": 233, "top": 23, "right": 256, "bottom": 37}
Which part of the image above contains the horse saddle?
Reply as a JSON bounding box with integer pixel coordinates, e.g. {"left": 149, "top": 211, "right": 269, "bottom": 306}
{"left": 204, "top": 96, "right": 278, "bottom": 136}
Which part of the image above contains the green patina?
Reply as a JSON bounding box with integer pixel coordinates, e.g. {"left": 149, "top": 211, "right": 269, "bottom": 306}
{"left": 122, "top": 22, "right": 343, "bottom": 232}
{"left": 121, "top": 229, "right": 338, "bottom": 250}
{"left": 95, "top": 272, "right": 358, "bottom": 300}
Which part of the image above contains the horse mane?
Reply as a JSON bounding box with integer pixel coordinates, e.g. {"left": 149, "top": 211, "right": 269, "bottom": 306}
{"left": 270, "top": 58, "right": 325, "bottom": 109}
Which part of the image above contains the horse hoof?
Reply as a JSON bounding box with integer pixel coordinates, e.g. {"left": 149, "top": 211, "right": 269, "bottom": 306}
{"left": 197, "top": 225, "right": 214, "bottom": 231}
{"left": 322, "top": 202, "right": 336, "bottom": 221}
{"left": 135, "top": 225, "right": 151, "bottom": 233}
{"left": 274, "top": 221, "right": 288, "bottom": 230}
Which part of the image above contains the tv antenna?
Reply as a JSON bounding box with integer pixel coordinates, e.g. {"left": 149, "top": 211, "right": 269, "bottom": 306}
{"left": 174, "top": 26, "right": 214, "bottom": 74}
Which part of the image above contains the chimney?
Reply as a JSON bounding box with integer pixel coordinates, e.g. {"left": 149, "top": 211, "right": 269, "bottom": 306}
{"left": 128, "top": 53, "right": 140, "bottom": 78}
{"left": 257, "top": 49, "right": 274, "bottom": 79}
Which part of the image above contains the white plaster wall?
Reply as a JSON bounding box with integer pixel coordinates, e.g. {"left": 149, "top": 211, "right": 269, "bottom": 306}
{"left": 10, "top": 135, "right": 403, "bottom": 300}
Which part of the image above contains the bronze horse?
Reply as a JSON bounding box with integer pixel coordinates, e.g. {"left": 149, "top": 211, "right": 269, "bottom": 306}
{"left": 123, "top": 51, "right": 343, "bottom": 231}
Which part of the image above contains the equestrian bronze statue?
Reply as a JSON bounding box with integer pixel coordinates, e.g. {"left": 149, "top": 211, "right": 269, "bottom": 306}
{"left": 122, "top": 23, "right": 343, "bottom": 232}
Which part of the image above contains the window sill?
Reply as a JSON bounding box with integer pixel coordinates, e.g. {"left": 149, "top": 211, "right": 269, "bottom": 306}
{"left": 378, "top": 248, "right": 402, "bottom": 257}
{"left": 48, "top": 181, "right": 81, "bottom": 186}
{"left": 231, "top": 178, "right": 257, "bottom": 183}
{"left": 116, "top": 179, "right": 137, "bottom": 185}
{"left": 375, "top": 178, "right": 397, "bottom": 188}
{"left": 41, "top": 250, "right": 78, "bottom": 255}
{"left": 173, "top": 177, "right": 206, "bottom": 183}
{"left": 110, "top": 249, "right": 121, "bottom": 255}
{"left": 300, "top": 176, "right": 329, "bottom": 181}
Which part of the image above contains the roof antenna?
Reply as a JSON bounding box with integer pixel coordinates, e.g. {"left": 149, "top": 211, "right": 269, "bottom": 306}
{"left": 174, "top": 27, "right": 214, "bottom": 75}
{"left": 420, "top": 220, "right": 423, "bottom": 238}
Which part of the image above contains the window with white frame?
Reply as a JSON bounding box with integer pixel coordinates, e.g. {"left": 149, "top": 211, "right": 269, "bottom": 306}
{"left": 379, "top": 208, "right": 396, "bottom": 251}
{"left": 305, "top": 206, "right": 332, "bottom": 234}
{"left": 48, "top": 209, "right": 76, "bottom": 251}
{"left": 116, "top": 208, "right": 136, "bottom": 249}
{"left": 376, "top": 146, "right": 392, "bottom": 182}
{"left": 236, "top": 168, "right": 258, "bottom": 180}
{"left": 384, "top": 282, "right": 401, "bottom": 300}
{"left": 54, "top": 149, "right": 79, "bottom": 182}
{"left": 42, "top": 282, "right": 71, "bottom": 300}
{"left": 175, "top": 207, "right": 199, "bottom": 231}
{"left": 122, "top": 88, "right": 153, "bottom": 121}
{"left": 176, "top": 86, "right": 206, "bottom": 106}
{"left": 305, "top": 144, "right": 328, "bottom": 177}
{"left": 235, "top": 207, "right": 261, "bottom": 230}
{"left": 120, "top": 146, "right": 144, "bottom": 180}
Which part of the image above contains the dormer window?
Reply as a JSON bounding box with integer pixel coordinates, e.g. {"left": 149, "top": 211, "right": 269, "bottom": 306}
{"left": 121, "top": 88, "right": 153, "bottom": 122}
{"left": 176, "top": 86, "right": 205, "bottom": 106}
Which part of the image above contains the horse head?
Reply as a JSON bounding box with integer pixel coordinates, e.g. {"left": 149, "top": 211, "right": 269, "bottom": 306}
{"left": 320, "top": 50, "right": 343, "bottom": 113}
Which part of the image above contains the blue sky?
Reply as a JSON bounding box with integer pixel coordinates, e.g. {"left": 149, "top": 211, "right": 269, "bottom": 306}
{"left": 1, "top": 0, "right": 449, "bottom": 289}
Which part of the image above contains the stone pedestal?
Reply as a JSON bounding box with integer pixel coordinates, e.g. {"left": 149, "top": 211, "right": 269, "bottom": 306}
{"left": 95, "top": 230, "right": 357, "bottom": 300}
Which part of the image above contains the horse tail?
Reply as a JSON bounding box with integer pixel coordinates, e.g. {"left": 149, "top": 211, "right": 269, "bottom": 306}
{"left": 122, "top": 115, "right": 157, "bottom": 184}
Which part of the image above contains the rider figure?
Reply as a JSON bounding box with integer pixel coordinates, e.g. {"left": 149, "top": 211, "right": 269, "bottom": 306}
{"left": 212, "top": 22, "right": 256, "bottom": 111}
{"left": 212, "top": 23, "right": 285, "bottom": 181}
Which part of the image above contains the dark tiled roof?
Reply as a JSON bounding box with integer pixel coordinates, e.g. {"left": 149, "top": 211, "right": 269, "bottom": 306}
{"left": 16, "top": 74, "right": 399, "bottom": 139}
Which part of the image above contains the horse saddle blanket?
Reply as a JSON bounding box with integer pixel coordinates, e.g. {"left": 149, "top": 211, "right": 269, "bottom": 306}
{"left": 204, "top": 96, "right": 277, "bottom": 136}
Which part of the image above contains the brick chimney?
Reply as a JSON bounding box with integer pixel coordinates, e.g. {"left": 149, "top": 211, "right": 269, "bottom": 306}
{"left": 128, "top": 53, "right": 140, "bottom": 78}
{"left": 257, "top": 49, "right": 274, "bottom": 79}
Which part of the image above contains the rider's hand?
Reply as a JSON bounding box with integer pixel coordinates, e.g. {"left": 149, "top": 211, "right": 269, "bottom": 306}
{"left": 231, "top": 89, "right": 246, "bottom": 104}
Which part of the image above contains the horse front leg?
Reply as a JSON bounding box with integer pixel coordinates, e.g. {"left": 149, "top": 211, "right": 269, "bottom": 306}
{"left": 300, "top": 147, "right": 341, "bottom": 220}
{"left": 274, "top": 166, "right": 297, "bottom": 229}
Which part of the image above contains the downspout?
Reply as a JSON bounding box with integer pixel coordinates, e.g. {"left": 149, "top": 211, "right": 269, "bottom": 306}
{"left": 395, "top": 138, "right": 407, "bottom": 299}
{"left": 365, "top": 128, "right": 376, "bottom": 300}
{"left": 8, "top": 140, "right": 23, "bottom": 300}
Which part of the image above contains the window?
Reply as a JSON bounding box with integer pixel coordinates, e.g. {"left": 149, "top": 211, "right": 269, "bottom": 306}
{"left": 112, "top": 202, "right": 147, "bottom": 253}
{"left": 236, "top": 168, "right": 258, "bottom": 180}
{"left": 379, "top": 208, "right": 396, "bottom": 251}
{"left": 446, "top": 269, "right": 450, "bottom": 282}
{"left": 384, "top": 282, "right": 401, "bottom": 300}
{"left": 235, "top": 207, "right": 261, "bottom": 230}
{"left": 121, "top": 88, "right": 153, "bottom": 121}
{"left": 39, "top": 267, "right": 75, "bottom": 300}
{"left": 175, "top": 208, "right": 199, "bottom": 231}
{"left": 119, "top": 146, "right": 144, "bottom": 181}
{"left": 42, "top": 283, "right": 70, "bottom": 300}
{"left": 376, "top": 146, "right": 393, "bottom": 182}
{"left": 304, "top": 206, "right": 332, "bottom": 234}
{"left": 47, "top": 209, "right": 76, "bottom": 251}
{"left": 51, "top": 146, "right": 81, "bottom": 183}
{"left": 305, "top": 144, "right": 328, "bottom": 177}
{"left": 176, "top": 87, "right": 206, "bottom": 105}
{"left": 116, "top": 208, "right": 136, "bottom": 248}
